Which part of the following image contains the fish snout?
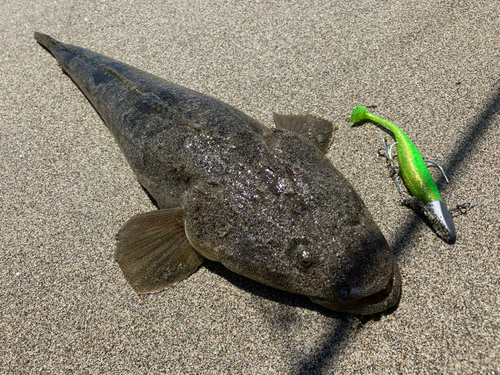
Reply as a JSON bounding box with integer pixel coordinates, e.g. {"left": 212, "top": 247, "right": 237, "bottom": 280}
{"left": 311, "top": 258, "right": 401, "bottom": 315}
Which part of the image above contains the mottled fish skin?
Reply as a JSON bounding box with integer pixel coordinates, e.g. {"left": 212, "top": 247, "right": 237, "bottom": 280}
{"left": 35, "top": 32, "right": 401, "bottom": 315}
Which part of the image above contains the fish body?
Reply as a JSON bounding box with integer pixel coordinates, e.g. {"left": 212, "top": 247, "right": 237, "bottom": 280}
{"left": 35, "top": 33, "right": 401, "bottom": 314}
{"left": 350, "top": 106, "right": 456, "bottom": 243}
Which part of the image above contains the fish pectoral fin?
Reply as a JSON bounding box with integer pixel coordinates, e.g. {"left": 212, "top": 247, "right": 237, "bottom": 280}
{"left": 114, "top": 208, "right": 204, "bottom": 294}
{"left": 272, "top": 113, "right": 336, "bottom": 153}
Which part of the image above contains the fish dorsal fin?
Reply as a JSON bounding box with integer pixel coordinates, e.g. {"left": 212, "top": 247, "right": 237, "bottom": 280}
{"left": 114, "top": 208, "right": 204, "bottom": 294}
{"left": 273, "top": 113, "right": 335, "bottom": 153}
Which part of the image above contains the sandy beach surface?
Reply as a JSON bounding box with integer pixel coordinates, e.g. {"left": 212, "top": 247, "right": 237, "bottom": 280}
{"left": 1, "top": 1, "right": 499, "bottom": 373}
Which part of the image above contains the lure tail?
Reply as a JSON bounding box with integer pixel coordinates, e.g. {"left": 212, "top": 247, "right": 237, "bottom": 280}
{"left": 350, "top": 106, "right": 371, "bottom": 123}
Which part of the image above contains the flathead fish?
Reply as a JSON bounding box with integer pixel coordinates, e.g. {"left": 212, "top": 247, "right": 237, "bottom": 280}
{"left": 35, "top": 32, "right": 401, "bottom": 314}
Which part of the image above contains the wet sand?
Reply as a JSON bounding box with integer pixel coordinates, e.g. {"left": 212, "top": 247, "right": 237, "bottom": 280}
{"left": 1, "top": 1, "right": 499, "bottom": 373}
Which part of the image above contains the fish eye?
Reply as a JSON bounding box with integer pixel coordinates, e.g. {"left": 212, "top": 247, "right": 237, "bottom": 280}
{"left": 339, "top": 287, "right": 351, "bottom": 299}
{"left": 295, "top": 244, "right": 313, "bottom": 268}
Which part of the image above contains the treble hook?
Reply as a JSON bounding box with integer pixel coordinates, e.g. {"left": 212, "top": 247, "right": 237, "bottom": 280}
{"left": 424, "top": 159, "right": 450, "bottom": 183}
{"left": 382, "top": 138, "right": 398, "bottom": 160}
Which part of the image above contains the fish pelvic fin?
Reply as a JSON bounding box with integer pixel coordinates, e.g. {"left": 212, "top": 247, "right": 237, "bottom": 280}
{"left": 273, "top": 113, "right": 335, "bottom": 153}
{"left": 114, "top": 208, "right": 204, "bottom": 294}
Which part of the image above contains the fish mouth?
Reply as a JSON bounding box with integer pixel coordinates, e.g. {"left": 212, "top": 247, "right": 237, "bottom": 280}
{"left": 342, "top": 270, "right": 395, "bottom": 307}
{"left": 311, "top": 261, "right": 401, "bottom": 315}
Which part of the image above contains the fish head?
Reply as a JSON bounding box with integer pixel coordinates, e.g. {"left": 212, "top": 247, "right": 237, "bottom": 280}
{"left": 183, "top": 129, "right": 401, "bottom": 315}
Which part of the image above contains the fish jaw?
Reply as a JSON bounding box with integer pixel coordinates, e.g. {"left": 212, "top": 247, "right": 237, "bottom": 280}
{"left": 310, "top": 260, "right": 401, "bottom": 315}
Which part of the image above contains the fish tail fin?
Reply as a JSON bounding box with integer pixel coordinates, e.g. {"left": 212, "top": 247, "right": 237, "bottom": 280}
{"left": 34, "top": 32, "right": 58, "bottom": 53}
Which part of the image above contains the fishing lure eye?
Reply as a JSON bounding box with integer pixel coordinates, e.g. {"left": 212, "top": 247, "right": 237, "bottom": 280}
{"left": 295, "top": 244, "right": 313, "bottom": 268}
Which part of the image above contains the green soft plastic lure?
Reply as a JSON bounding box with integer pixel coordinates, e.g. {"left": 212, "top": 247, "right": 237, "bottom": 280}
{"left": 350, "top": 106, "right": 455, "bottom": 242}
